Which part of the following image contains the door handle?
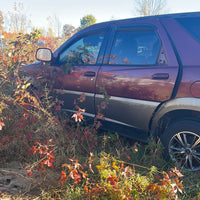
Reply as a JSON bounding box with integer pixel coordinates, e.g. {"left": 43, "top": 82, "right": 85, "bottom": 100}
{"left": 84, "top": 71, "right": 96, "bottom": 77}
{"left": 152, "top": 73, "right": 169, "bottom": 80}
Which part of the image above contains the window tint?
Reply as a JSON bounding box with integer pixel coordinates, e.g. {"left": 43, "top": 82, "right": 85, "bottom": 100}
{"left": 59, "top": 33, "right": 104, "bottom": 65}
{"left": 176, "top": 17, "right": 200, "bottom": 42}
{"left": 109, "top": 30, "right": 161, "bottom": 65}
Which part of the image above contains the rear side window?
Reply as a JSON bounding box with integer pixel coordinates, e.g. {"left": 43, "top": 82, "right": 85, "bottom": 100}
{"left": 59, "top": 33, "right": 105, "bottom": 65}
{"left": 109, "top": 30, "right": 161, "bottom": 65}
{"left": 176, "top": 17, "right": 200, "bottom": 42}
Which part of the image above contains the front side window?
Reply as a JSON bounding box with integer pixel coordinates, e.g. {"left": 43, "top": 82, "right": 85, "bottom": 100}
{"left": 59, "top": 33, "right": 105, "bottom": 65}
{"left": 109, "top": 30, "right": 161, "bottom": 65}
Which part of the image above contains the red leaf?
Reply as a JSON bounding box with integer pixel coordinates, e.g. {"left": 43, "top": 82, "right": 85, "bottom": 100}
{"left": 107, "top": 175, "right": 116, "bottom": 186}
{"left": 44, "top": 159, "right": 52, "bottom": 167}
{"left": 27, "top": 170, "right": 33, "bottom": 176}
{"left": 55, "top": 105, "right": 61, "bottom": 111}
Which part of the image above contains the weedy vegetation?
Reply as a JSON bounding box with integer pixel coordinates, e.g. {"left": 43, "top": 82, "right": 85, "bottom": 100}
{"left": 0, "top": 31, "right": 199, "bottom": 200}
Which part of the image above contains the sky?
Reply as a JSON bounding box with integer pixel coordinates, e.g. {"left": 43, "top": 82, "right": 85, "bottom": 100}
{"left": 1, "top": 0, "right": 200, "bottom": 30}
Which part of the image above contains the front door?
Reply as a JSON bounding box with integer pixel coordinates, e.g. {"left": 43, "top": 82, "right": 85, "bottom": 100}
{"left": 52, "top": 31, "right": 107, "bottom": 116}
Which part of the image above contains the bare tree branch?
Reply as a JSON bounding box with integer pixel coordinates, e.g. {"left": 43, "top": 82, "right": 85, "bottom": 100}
{"left": 135, "top": 0, "right": 166, "bottom": 16}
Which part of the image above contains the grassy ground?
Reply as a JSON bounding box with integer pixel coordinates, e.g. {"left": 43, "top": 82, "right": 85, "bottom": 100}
{"left": 0, "top": 131, "right": 199, "bottom": 199}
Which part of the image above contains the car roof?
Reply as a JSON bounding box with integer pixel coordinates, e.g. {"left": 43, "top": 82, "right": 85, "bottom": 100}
{"left": 54, "top": 12, "right": 200, "bottom": 56}
{"left": 82, "top": 12, "right": 200, "bottom": 31}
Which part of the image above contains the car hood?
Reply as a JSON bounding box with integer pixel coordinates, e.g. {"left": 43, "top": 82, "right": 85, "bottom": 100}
{"left": 19, "top": 62, "right": 44, "bottom": 77}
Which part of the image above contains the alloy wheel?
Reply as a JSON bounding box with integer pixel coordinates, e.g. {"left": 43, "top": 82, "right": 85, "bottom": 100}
{"left": 169, "top": 131, "right": 200, "bottom": 171}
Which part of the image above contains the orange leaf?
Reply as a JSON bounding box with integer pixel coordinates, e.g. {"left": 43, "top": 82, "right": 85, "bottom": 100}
{"left": 0, "top": 121, "right": 5, "bottom": 131}
{"left": 13, "top": 56, "right": 18, "bottom": 63}
{"left": 60, "top": 170, "right": 67, "bottom": 181}
{"left": 62, "top": 163, "right": 69, "bottom": 168}
{"left": 120, "top": 162, "right": 124, "bottom": 170}
{"left": 84, "top": 186, "right": 88, "bottom": 192}
{"left": 79, "top": 170, "right": 88, "bottom": 178}
{"left": 126, "top": 155, "right": 131, "bottom": 160}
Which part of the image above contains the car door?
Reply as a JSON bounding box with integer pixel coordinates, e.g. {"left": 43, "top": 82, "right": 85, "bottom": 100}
{"left": 51, "top": 29, "right": 109, "bottom": 116}
{"left": 95, "top": 20, "right": 179, "bottom": 133}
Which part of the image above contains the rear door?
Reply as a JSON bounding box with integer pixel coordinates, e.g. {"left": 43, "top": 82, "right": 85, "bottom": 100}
{"left": 95, "top": 19, "right": 179, "bottom": 133}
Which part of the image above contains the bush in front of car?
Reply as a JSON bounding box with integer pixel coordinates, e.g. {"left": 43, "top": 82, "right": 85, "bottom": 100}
{"left": 0, "top": 31, "right": 186, "bottom": 199}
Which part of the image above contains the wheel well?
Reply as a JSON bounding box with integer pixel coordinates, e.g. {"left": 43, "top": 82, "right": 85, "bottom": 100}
{"left": 156, "top": 109, "right": 200, "bottom": 137}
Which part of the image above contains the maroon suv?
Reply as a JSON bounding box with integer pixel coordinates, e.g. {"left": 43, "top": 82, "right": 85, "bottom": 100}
{"left": 21, "top": 12, "right": 200, "bottom": 171}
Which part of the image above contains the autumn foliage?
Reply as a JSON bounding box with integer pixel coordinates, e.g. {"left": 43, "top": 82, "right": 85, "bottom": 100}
{"left": 0, "top": 30, "right": 187, "bottom": 199}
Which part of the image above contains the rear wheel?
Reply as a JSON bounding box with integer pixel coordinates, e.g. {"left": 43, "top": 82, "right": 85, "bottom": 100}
{"left": 161, "top": 120, "right": 200, "bottom": 171}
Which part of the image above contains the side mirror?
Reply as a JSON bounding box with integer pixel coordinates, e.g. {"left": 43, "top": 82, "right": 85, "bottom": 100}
{"left": 36, "top": 48, "right": 53, "bottom": 62}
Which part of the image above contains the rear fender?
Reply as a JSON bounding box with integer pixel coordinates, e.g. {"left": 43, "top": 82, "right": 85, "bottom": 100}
{"left": 150, "top": 98, "right": 200, "bottom": 135}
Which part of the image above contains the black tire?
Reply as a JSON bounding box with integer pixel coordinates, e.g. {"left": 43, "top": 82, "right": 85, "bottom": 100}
{"left": 161, "top": 120, "right": 200, "bottom": 171}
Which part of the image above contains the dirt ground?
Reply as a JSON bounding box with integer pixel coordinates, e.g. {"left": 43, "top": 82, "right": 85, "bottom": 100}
{"left": 0, "top": 162, "right": 59, "bottom": 200}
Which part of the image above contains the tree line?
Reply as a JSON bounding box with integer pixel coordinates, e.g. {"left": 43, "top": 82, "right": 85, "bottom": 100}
{"left": 0, "top": 2, "right": 97, "bottom": 39}
{"left": 0, "top": 0, "right": 166, "bottom": 39}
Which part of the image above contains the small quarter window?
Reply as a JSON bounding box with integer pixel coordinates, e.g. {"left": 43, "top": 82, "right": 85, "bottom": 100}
{"left": 109, "top": 30, "right": 161, "bottom": 65}
{"left": 59, "top": 33, "right": 105, "bottom": 65}
{"left": 176, "top": 17, "right": 200, "bottom": 42}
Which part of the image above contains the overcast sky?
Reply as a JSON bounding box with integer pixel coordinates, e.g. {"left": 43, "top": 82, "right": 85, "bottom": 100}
{"left": 1, "top": 0, "right": 200, "bottom": 29}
